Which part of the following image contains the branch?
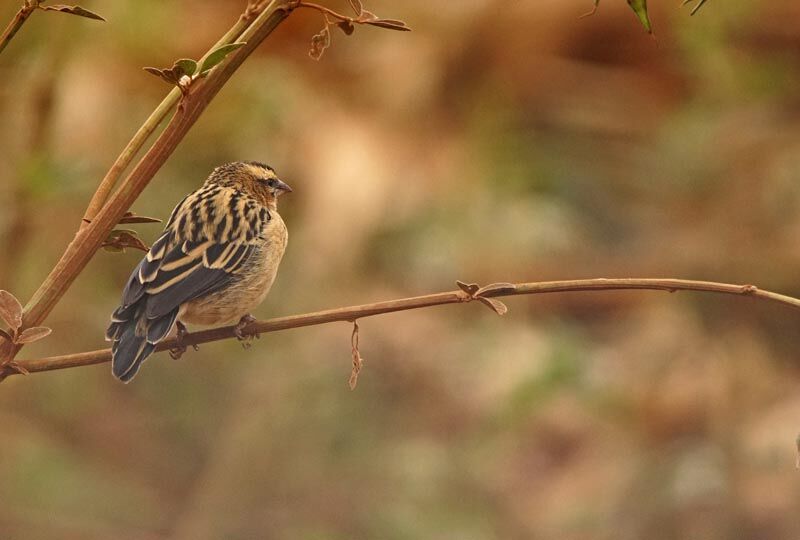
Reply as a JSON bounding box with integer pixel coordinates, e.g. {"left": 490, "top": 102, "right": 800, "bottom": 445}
{"left": 0, "top": 0, "right": 298, "bottom": 366}
{"left": 0, "top": 1, "right": 105, "bottom": 56}
{"left": 79, "top": 9, "right": 261, "bottom": 227}
{"left": 0, "top": 1, "right": 37, "bottom": 55}
{"left": 4, "top": 278, "right": 799, "bottom": 380}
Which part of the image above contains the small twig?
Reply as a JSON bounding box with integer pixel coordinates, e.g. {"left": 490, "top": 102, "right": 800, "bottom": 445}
{"left": 0, "top": 1, "right": 38, "bottom": 56}
{"left": 3, "top": 277, "right": 800, "bottom": 381}
{"left": 296, "top": 1, "right": 354, "bottom": 23}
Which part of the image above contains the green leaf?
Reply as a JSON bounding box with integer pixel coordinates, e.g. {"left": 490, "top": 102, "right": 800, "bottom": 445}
{"left": 626, "top": 0, "right": 652, "bottom": 33}
{"left": 39, "top": 5, "right": 105, "bottom": 21}
{"left": 199, "top": 42, "right": 246, "bottom": 75}
{"left": 174, "top": 58, "right": 198, "bottom": 78}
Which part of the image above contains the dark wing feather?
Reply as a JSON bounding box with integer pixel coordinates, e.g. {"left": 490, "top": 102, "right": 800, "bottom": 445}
{"left": 144, "top": 264, "right": 233, "bottom": 318}
{"left": 108, "top": 183, "right": 266, "bottom": 382}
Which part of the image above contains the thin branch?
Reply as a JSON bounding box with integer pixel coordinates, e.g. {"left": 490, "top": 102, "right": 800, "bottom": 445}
{"left": 79, "top": 12, "right": 260, "bottom": 227}
{"left": 4, "top": 277, "right": 799, "bottom": 380}
{"left": 297, "top": 1, "right": 354, "bottom": 22}
{"left": 0, "top": 1, "right": 37, "bottom": 56}
{"left": 0, "top": 0, "right": 298, "bottom": 366}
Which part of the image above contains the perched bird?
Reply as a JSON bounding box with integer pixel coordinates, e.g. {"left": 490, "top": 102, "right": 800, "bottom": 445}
{"left": 106, "top": 161, "right": 292, "bottom": 382}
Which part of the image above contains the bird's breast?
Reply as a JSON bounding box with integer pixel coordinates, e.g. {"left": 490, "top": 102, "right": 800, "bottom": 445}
{"left": 180, "top": 212, "right": 288, "bottom": 326}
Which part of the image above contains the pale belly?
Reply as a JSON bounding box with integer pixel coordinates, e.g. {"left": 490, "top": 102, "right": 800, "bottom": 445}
{"left": 180, "top": 216, "right": 287, "bottom": 326}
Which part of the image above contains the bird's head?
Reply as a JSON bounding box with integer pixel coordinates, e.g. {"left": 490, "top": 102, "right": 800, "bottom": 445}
{"left": 207, "top": 161, "right": 292, "bottom": 210}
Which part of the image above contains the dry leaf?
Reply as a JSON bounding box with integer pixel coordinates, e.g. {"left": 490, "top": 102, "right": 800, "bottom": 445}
{"left": 364, "top": 18, "right": 411, "bottom": 31}
{"left": 476, "top": 282, "right": 516, "bottom": 296}
{"left": 39, "top": 5, "right": 105, "bottom": 21}
{"left": 103, "top": 229, "right": 149, "bottom": 253}
{"left": 337, "top": 20, "right": 355, "bottom": 35}
{"left": 349, "top": 321, "right": 364, "bottom": 390}
{"left": 478, "top": 297, "right": 509, "bottom": 316}
{"left": 5, "top": 361, "right": 29, "bottom": 376}
{"left": 309, "top": 26, "right": 331, "bottom": 61}
{"left": 347, "top": 0, "right": 363, "bottom": 16}
{"left": 15, "top": 326, "right": 52, "bottom": 344}
{"left": 119, "top": 211, "right": 161, "bottom": 224}
{"left": 456, "top": 280, "right": 480, "bottom": 296}
{"left": 0, "top": 290, "right": 23, "bottom": 332}
{"left": 143, "top": 66, "right": 179, "bottom": 86}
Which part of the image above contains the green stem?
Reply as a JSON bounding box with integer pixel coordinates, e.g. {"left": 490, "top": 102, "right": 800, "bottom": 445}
{"left": 79, "top": 10, "right": 259, "bottom": 226}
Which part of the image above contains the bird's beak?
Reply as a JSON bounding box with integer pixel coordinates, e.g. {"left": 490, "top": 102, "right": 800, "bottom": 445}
{"left": 275, "top": 179, "right": 292, "bottom": 194}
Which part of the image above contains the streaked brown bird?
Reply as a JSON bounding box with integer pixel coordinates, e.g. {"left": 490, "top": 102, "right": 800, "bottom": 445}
{"left": 106, "top": 161, "right": 292, "bottom": 382}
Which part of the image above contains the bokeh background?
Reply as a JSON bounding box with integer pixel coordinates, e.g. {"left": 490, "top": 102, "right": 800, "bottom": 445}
{"left": 1, "top": 0, "right": 800, "bottom": 538}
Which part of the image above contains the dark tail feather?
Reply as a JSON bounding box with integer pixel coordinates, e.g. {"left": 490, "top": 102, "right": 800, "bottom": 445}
{"left": 107, "top": 302, "right": 178, "bottom": 383}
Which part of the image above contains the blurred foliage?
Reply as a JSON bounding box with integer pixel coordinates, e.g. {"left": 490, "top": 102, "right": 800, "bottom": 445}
{"left": 1, "top": 0, "right": 800, "bottom": 539}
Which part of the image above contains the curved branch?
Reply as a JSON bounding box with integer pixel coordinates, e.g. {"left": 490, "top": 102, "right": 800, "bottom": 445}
{"left": 3, "top": 277, "right": 798, "bottom": 380}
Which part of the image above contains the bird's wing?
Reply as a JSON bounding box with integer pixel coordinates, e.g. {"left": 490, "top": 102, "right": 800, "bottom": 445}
{"left": 118, "top": 187, "right": 266, "bottom": 320}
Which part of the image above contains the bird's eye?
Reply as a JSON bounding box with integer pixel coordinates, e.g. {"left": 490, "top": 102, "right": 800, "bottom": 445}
{"left": 266, "top": 179, "right": 277, "bottom": 187}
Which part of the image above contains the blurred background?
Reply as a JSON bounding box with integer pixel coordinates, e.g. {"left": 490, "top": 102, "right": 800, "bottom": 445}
{"left": 1, "top": 0, "right": 799, "bottom": 538}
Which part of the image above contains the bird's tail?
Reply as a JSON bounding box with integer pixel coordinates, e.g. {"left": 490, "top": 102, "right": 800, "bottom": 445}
{"left": 106, "top": 300, "right": 178, "bottom": 383}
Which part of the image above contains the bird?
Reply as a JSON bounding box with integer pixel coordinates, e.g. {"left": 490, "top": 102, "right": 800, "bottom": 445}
{"left": 106, "top": 161, "right": 292, "bottom": 382}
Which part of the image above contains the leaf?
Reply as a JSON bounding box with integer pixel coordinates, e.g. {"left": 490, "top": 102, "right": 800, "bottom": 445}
{"left": 102, "top": 229, "right": 149, "bottom": 253}
{"left": 6, "top": 361, "right": 29, "bottom": 376}
{"left": 478, "top": 297, "right": 508, "bottom": 316}
{"left": 456, "top": 280, "right": 479, "bottom": 296}
{"left": 308, "top": 26, "right": 331, "bottom": 61}
{"left": 199, "top": 42, "right": 246, "bottom": 74}
{"left": 15, "top": 326, "right": 52, "bottom": 344}
{"left": 349, "top": 321, "right": 364, "bottom": 390}
{"left": 143, "top": 66, "right": 179, "bottom": 86}
{"left": 347, "top": 0, "right": 363, "bottom": 16}
{"left": 626, "top": 0, "right": 652, "bottom": 33}
{"left": 337, "top": 20, "right": 355, "bottom": 36}
{"left": 476, "top": 282, "right": 516, "bottom": 296}
{"left": 174, "top": 58, "right": 198, "bottom": 78}
{"left": 682, "top": 0, "right": 708, "bottom": 16}
{"left": 360, "top": 10, "right": 378, "bottom": 21}
{"left": 0, "top": 290, "right": 23, "bottom": 332}
{"left": 119, "top": 211, "right": 161, "bottom": 224}
{"left": 39, "top": 4, "right": 105, "bottom": 21}
{"left": 364, "top": 18, "right": 411, "bottom": 32}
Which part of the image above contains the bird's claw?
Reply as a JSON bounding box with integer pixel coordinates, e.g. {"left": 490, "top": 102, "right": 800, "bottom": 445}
{"left": 169, "top": 321, "right": 196, "bottom": 359}
{"left": 234, "top": 314, "right": 259, "bottom": 349}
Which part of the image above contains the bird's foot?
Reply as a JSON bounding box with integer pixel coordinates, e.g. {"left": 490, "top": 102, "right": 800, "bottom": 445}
{"left": 234, "top": 314, "right": 259, "bottom": 349}
{"left": 169, "top": 321, "right": 197, "bottom": 359}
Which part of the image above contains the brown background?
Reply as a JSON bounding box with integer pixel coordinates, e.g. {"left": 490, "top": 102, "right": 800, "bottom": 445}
{"left": 1, "top": 1, "right": 799, "bottom": 538}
